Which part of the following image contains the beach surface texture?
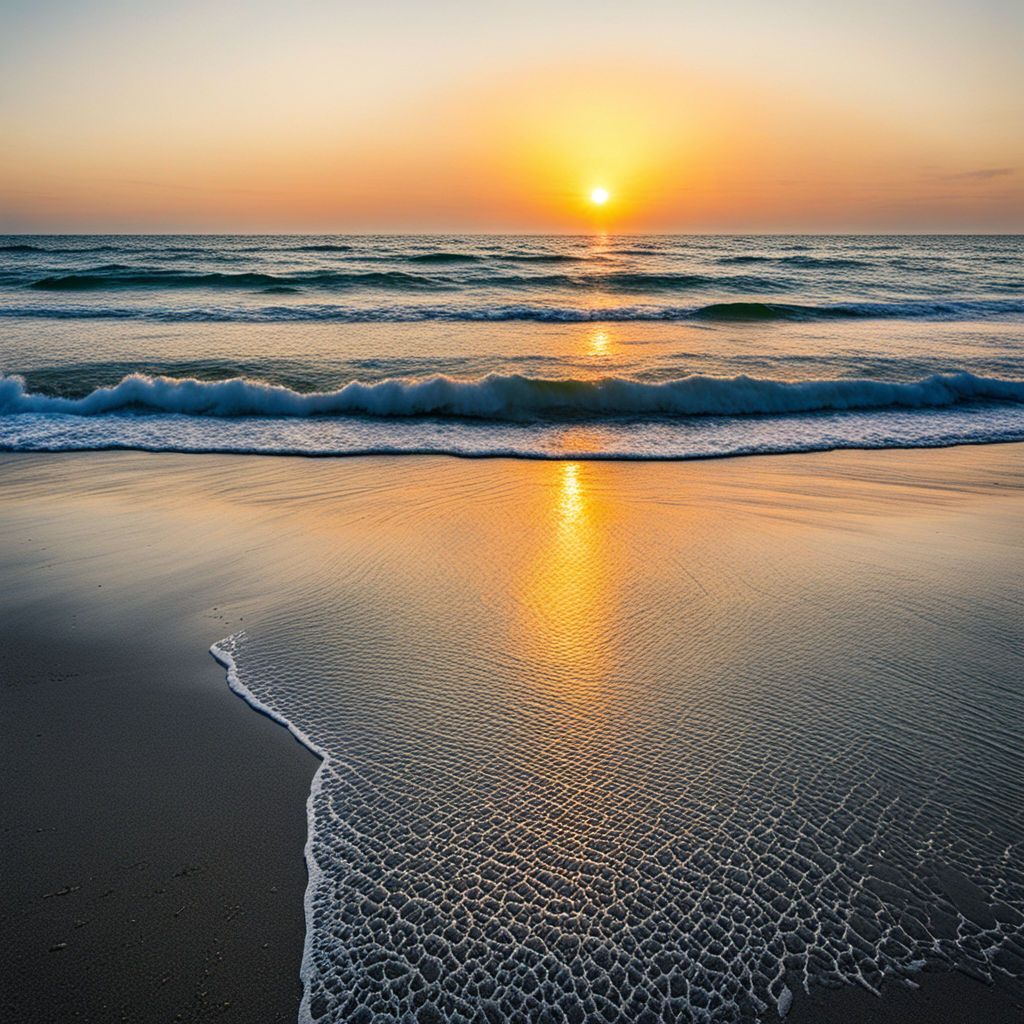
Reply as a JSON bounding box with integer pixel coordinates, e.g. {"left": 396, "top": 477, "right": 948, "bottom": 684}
{"left": 2, "top": 445, "right": 1022, "bottom": 1023}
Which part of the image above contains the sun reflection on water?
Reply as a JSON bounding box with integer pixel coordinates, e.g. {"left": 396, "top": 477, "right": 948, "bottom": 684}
{"left": 557, "top": 462, "right": 585, "bottom": 527}
{"left": 515, "top": 461, "right": 614, "bottom": 705}
{"left": 588, "top": 328, "right": 610, "bottom": 356}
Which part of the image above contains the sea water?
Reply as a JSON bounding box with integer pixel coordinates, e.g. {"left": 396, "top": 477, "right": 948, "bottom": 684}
{"left": 1, "top": 233, "right": 1022, "bottom": 458}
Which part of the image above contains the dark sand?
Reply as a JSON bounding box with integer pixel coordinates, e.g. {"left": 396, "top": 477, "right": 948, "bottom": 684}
{"left": 787, "top": 970, "right": 1024, "bottom": 1023}
{"left": 0, "top": 460, "right": 319, "bottom": 1023}
{"left": 2, "top": 447, "right": 1023, "bottom": 1024}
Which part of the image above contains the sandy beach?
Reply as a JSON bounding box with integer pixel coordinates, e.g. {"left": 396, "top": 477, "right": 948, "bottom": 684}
{"left": 0, "top": 456, "right": 319, "bottom": 1023}
{"left": 2, "top": 444, "right": 1022, "bottom": 1023}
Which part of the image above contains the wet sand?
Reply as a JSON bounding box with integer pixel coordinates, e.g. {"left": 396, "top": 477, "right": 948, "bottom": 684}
{"left": 0, "top": 460, "right": 319, "bottom": 1023}
{"left": 1, "top": 446, "right": 1022, "bottom": 1023}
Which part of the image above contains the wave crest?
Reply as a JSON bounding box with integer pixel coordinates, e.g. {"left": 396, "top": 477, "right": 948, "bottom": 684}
{"left": 2, "top": 371, "right": 1022, "bottom": 422}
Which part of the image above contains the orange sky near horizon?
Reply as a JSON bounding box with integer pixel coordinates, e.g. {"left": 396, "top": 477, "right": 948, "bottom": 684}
{"left": 1, "top": 1, "right": 1021, "bottom": 232}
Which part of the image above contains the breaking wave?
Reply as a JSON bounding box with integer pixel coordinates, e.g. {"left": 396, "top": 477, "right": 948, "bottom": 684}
{"left": 2, "top": 370, "right": 1022, "bottom": 422}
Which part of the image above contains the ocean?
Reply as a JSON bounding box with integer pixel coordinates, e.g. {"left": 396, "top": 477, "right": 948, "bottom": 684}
{"left": 1, "top": 233, "right": 1022, "bottom": 459}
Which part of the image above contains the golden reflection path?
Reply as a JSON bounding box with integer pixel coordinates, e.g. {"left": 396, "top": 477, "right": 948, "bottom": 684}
{"left": 587, "top": 327, "right": 610, "bottom": 356}
{"left": 515, "top": 461, "right": 615, "bottom": 705}
{"left": 505, "top": 460, "right": 655, "bottom": 882}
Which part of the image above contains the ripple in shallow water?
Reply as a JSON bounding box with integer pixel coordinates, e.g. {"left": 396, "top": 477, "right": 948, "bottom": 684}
{"left": 212, "top": 460, "right": 1024, "bottom": 1023}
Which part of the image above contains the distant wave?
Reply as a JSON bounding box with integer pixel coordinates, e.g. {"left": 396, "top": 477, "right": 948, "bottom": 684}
{"left": 29, "top": 266, "right": 789, "bottom": 293}
{"left": 2, "top": 371, "right": 1022, "bottom": 422}
{"left": 462, "top": 272, "right": 791, "bottom": 292}
{"left": 457, "top": 272, "right": 787, "bottom": 292}
{"left": 717, "top": 255, "right": 870, "bottom": 269}
{"left": 598, "top": 272, "right": 789, "bottom": 292}
{"left": 687, "top": 300, "right": 1024, "bottom": 322}
{"left": 407, "top": 252, "right": 484, "bottom": 264}
{"left": 0, "top": 243, "right": 585, "bottom": 263}
{"left": 29, "top": 269, "right": 447, "bottom": 292}
{"left": 288, "top": 243, "right": 354, "bottom": 252}
{"left": 0, "top": 242, "right": 122, "bottom": 255}
{"left": 3, "top": 298, "right": 1022, "bottom": 324}
{"left": 499, "top": 253, "right": 588, "bottom": 264}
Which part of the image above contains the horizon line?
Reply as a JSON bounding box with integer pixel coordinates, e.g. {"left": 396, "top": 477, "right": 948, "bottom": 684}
{"left": 2, "top": 230, "right": 1023, "bottom": 238}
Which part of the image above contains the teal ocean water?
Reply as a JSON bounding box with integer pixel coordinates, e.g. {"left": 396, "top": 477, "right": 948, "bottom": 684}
{"left": 1, "top": 234, "right": 1022, "bottom": 458}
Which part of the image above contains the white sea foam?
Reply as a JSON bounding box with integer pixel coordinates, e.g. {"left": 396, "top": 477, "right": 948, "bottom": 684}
{"left": 210, "top": 637, "right": 327, "bottom": 1024}
{"left": 3, "top": 401, "right": 1024, "bottom": 461}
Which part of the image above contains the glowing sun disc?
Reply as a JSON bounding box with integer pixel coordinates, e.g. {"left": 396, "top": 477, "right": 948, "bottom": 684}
{"left": 590, "top": 187, "right": 610, "bottom": 205}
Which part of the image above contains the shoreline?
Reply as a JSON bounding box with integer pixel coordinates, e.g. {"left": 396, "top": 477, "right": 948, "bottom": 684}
{"left": 210, "top": 639, "right": 328, "bottom": 1024}
{"left": 4, "top": 430, "right": 1024, "bottom": 464}
{"left": 2, "top": 444, "right": 1022, "bottom": 1023}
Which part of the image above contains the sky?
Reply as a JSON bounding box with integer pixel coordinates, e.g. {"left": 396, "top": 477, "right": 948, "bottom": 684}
{"left": 1, "top": 0, "right": 1022, "bottom": 232}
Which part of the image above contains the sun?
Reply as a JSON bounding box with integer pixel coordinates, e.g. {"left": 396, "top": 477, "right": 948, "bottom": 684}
{"left": 590, "top": 187, "right": 610, "bottom": 206}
